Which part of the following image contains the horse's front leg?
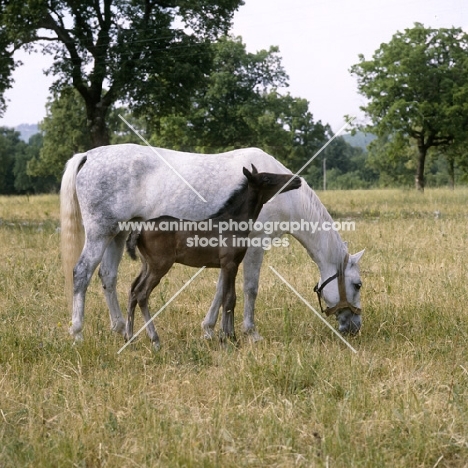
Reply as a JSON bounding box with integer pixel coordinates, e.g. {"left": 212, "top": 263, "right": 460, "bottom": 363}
{"left": 98, "top": 231, "right": 128, "bottom": 336}
{"left": 242, "top": 244, "right": 266, "bottom": 341}
{"left": 220, "top": 263, "right": 239, "bottom": 342}
{"left": 201, "top": 269, "right": 224, "bottom": 339}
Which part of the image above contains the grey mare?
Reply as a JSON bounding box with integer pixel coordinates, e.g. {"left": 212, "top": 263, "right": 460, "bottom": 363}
{"left": 60, "top": 144, "right": 364, "bottom": 343}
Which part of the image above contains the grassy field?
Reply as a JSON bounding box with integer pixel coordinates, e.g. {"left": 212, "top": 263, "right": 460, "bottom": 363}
{"left": 0, "top": 189, "right": 467, "bottom": 467}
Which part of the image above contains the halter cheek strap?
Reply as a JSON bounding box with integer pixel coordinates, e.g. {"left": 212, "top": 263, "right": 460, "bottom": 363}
{"left": 313, "top": 253, "right": 361, "bottom": 317}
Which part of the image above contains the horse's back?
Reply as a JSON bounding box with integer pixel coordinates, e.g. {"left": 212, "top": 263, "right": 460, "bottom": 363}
{"left": 74, "top": 144, "right": 291, "bottom": 225}
{"left": 80, "top": 144, "right": 286, "bottom": 177}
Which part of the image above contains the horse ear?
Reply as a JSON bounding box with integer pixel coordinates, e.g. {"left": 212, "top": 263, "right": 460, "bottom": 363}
{"left": 243, "top": 166, "right": 253, "bottom": 181}
{"left": 350, "top": 249, "right": 365, "bottom": 264}
{"left": 251, "top": 164, "right": 258, "bottom": 174}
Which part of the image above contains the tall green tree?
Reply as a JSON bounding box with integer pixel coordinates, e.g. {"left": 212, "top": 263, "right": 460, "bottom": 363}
{"left": 0, "top": 127, "right": 64, "bottom": 194}
{"left": 28, "top": 87, "right": 91, "bottom": 181}
{"left": 152, "top": 37, "right": 288, "bottom": 150}
{"left": 259, "top": 92, "right": 328, "bottom": 172}
{"left": 29, "top": 87, "right": 148, "bottom": 181}
{"left": 0, "top": 0, "right": 243, "bottom": 147}
{"left": 14, "top": 134, "right": 58, "bottom": 193}
{"left": 350, "top": 23, "right": 468, "bottom": 191}
{"left": 0, "top": 127, "right": 26, "bottom": 194}
{"left": 152, "top": 36, "right": 328, "bottom": 172}
{"left": 441, "top": 138, "right": 468, "bottom": 187}
{"left": 365, "top": 133, "right": 416, "bottom": 187}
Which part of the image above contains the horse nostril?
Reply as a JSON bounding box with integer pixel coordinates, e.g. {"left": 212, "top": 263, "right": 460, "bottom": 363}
{"left": 338, "top": 314, "right": 361, "bottom": 335}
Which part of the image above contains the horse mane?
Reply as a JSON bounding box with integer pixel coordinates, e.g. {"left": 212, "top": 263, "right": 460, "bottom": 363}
{"left": 208, "top": 178, "right": 249, "bottom": 219}
{"left": 299, "top": 184, "right": 348, "bottom": 264}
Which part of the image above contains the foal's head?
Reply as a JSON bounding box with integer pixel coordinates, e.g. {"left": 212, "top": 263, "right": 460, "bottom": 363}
{"left": 243, "top": 165, "right": 302, "bottom": 205}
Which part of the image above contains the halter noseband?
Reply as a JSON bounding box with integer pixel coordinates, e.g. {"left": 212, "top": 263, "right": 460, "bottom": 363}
{"left": 313, "top": 253, "right": 361, "bottom": 317}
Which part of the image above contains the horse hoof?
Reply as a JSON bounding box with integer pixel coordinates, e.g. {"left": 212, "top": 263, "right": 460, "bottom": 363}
{"left": 112, "top": 321, "right": 126, "bottom": 336}
{"left": 72, "top": 332, "right": 84, "bottom": 344}
{"left": 202, "top": 327, "right": 215, "bottom": 340}
{"left": 218, "top": 331, "right": 237, "bottom": 345}
{"left": 152, "top": 341, "right": 161, "bottom": 352}
{"left": 69, "top": 324, "right": 84, "bottom": 341}
{"left": 245, "top": 330, "right": 263, "bottom": 342}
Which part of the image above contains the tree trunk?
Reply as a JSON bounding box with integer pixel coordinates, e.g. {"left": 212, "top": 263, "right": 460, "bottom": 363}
{"left": 86, "top": 101, "right": 110, "bottom": 148}
{"left": 448, "top": 157, "right": 455, "bottom": 190}
{"left": 415, "top": 144, "right": 427, "bottom": 192}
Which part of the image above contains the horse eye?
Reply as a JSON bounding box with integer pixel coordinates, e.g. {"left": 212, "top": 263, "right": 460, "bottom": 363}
{"left": 354, "top": 281, "right": 362, "bottom": 290}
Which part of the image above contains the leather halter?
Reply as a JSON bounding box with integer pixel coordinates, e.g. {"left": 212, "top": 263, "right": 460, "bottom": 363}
{"left": 313, "top": 253, "right": 361, "bottom": 316}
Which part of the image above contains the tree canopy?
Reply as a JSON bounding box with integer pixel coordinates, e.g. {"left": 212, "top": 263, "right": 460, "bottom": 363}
{"left": 28, "top": 86, "right": 148, "bottom": 179}
{"left": 26, "top": 36, "right": 330, "bottom": 180}
{"left": 0, "top": 128, "right": 54, "bottom": 194}
{"left": 0, "top": 0, "right": 244, "bottom": 147}
{"left": 28, "top": 87, "right": 91, "bottom": 181}
{"left": 151, "top": 36, "right": 329, "bottom": 173}
{"left": 350, "top": 23, "right": 468, "bottom": 190}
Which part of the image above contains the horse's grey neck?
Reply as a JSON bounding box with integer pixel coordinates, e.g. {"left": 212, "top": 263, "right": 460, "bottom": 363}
{"left": 290, "top": 185, "right": 348, "bottom": 275}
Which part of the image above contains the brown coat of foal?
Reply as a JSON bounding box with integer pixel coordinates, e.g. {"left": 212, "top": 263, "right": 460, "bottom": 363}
{"left": 125, "top": 165, "right": 301, "bottom": 350}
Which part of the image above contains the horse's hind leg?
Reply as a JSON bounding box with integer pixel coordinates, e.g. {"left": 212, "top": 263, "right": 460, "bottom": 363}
{"left": 99, "top": 231, "right": 127, "bottom": 336}
{"left": 201, "top": 269, "right": 224, "bottom": 339}
{"left": 125, "top": 261, "right": 147, "bottom": 342}
{"left": 131, "top": 259, "right": 174, "bottom": 351}
{"left": 136, "top": 273, "right": 163, "bottom": 351}
{"left": 70, "top": 234, "right": 110, "bottom": 342}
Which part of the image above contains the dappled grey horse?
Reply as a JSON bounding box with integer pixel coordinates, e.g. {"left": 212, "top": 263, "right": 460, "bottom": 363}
{"left": 60, "top": 144, "right": 364, "bottom": 343}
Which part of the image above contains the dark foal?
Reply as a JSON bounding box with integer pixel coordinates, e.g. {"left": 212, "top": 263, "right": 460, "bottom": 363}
{"left": 125, "top": 165, "right": 301, "bottom": 350}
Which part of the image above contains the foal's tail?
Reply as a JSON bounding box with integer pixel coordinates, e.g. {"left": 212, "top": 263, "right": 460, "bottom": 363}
{"left": 126, "top": 230, "right": 141, "bottom": 261}
{"left": 60, "top": 152, "right": 87, "bottom": 309}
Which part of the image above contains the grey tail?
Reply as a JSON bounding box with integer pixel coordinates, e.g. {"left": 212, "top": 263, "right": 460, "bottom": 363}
{"left": 126, "top": 230, "right": 141, "bottom": 260}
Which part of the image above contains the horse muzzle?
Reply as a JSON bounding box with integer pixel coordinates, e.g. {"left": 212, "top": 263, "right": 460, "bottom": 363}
{"left": 337, "top": 309, "right": 362, "bottom": 335}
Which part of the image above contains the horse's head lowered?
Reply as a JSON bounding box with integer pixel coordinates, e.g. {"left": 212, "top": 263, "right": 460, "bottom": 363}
{"left": 314, "top": 250, "right": 364, "bottom": 334}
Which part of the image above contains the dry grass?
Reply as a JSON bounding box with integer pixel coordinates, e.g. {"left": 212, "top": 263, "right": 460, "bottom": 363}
{"left": 1, "top": 189, "right": 468, "bottom": 467}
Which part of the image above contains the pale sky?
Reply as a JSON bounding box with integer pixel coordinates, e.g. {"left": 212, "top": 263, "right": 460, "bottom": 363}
{"left": 1, "top": 0, "right": 468, "bottom": 132}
